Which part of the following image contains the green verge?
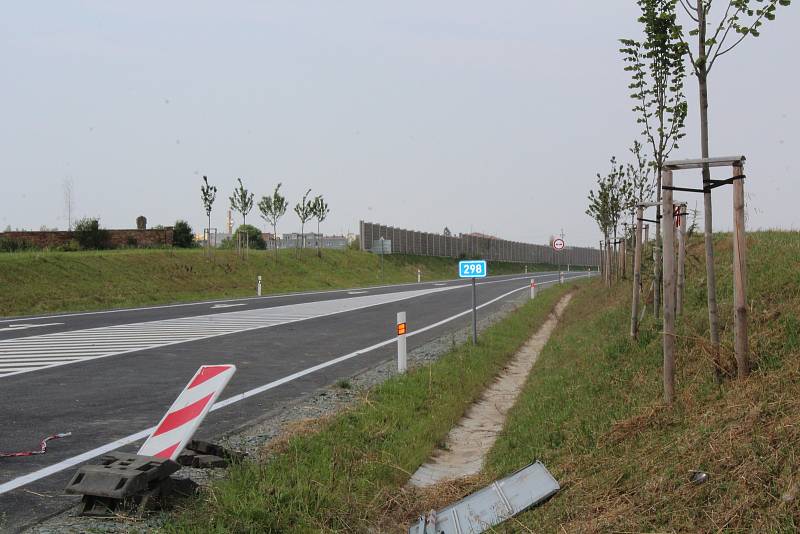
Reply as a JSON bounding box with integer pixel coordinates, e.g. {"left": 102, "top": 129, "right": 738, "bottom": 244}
{"left": 485, "top": 230, "right": 800, "bottom": 532}
{"left": 0, "top": 247, "right": 563, "bottom": 317}
{"left": 165, "top": 281, "right": 580, "bottom": 533}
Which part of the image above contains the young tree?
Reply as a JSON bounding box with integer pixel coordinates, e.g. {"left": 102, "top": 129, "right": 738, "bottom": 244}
{"left": 587, "top": 158, "right": 629, "bottom": 286}
{"left": 229, "top": 178, "right": 254, "bottom": 252}
{"left": 311, "top": 195, "right": 330, "bottom": 258}
{"left": 625, "top": 141, "right": 654, "bottom": 270}
{"left": 258, "top": 183, "right": 288, "bottom": 263}
{"left": 620, "top": 0, "right": 688, "bottom": 317}
{"left": 200, "top": 176, "right": 217, "bottom": 254}
{"left": 677, "top": 0, "right": 790, "bottom": 380}
{"left": 293, "top": 189, "right": 313, "bottom": 253}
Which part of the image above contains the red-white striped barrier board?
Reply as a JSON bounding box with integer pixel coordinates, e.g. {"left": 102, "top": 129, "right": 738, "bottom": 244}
{"left": 137, "top": 364, "right": 236, "bottom": 460}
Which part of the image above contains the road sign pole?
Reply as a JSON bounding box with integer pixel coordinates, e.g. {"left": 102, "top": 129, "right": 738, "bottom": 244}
{"left": 458, "top": 259, "right": 486, "bottom": 345}
{"left": 472, "top": 278, "right": 477, "bottom": 345}
{"left": 397, "top": 311, "right": 407, "bottom": 373}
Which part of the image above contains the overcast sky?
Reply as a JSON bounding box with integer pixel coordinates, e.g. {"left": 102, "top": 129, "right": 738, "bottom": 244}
{"left": 1, "top": 2, "right": 797, "bottom": 247}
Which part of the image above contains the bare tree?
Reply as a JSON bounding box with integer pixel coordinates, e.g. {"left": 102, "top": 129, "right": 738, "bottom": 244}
{"left": 63, "top": 179, "right": 75, "bottom": 231}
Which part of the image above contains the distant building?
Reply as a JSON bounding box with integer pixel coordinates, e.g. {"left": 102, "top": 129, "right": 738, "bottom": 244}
{"left": 461, "top": 232, "right": 498, "bottom": 240}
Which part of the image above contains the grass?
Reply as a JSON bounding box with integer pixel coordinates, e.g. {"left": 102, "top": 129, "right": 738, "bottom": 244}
{"left": 0, "top": 247, "right": 563, "bottom": 317}
{"left": 164, "top": 280, "right": 579, "bottom": 533}
{"left": 481, "top": 230, "right": 800, "bottom": 532}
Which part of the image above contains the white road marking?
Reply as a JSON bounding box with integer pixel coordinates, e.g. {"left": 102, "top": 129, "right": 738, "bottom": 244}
{"left": 0, "top": 276, "right": 587, "bottom": 496}
{"left": 0, "top": 286, "right": 457, "bottom": 379}
{"left": 1, "top": 323, "right": 64, "bottom": 332}
{"left": 347, "top": 290, "right": 368, "bottom": 295}
{"left": 0, "top": 272, "right": 561, "bottom": 324}
{"left": 210, "top": 303, "right": 246, "bottom": 309}
{"left": 0, "top": 274, "right": 565, "bottom": 379}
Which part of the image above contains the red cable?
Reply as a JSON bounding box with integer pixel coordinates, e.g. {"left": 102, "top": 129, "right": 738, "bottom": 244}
{"left": 0, "top": 432, "right": 72, "bottom": 458}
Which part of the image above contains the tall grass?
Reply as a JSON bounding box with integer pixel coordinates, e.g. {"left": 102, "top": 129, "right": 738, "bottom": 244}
{"left": 484, "top": 230, "right": 800, "bottom": 532}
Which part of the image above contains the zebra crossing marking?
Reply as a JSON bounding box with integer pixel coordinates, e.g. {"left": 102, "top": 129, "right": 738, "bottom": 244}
{"left": 0, "top": 286, "right": 454, "bottom": 379}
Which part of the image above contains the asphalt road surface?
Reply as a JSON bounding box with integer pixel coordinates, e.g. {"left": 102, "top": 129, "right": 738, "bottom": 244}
{"left": 0, "top": 270, "right": 593, "bottom": 531}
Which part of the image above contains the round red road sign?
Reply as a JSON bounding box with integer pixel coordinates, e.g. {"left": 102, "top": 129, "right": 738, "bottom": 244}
{"left": 553, "top": 238, "right": 565, "bottom": 251}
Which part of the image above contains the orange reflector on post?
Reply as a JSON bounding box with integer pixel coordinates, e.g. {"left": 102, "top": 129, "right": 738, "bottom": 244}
{"left": 397, "top": 323, "right": 407, "bottom": 336}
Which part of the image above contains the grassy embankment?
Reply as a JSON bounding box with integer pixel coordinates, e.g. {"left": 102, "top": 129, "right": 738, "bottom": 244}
{"left": 484, "top": 230, "right": 800, "bottom": 531}
{"left": 0, "top": 248, "right": 562, "bottom": 317}
{"left": 166, "top": 231, "right": 799, "bottom": 533}
{"left": 165, "top": 280, "right": 581, "bottom": 532}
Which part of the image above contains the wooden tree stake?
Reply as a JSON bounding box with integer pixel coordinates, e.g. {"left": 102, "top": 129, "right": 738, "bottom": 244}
{"left": 732, "top": 162, "right": 749, "bottom": 377}
{"left": 677, "top": 203, "right": 687, "bottom": 316}
{"left": 661, "top": 170, "right": 676, "bottom": 404}
{"left": 631, "top": 206, "right": 643, "bottom": 339}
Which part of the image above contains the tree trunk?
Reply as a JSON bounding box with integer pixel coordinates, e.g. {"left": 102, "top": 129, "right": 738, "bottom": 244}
{"left": 697, "top": 0, "right": 722, "bottom": 382}
{"left": 654, "top": 188, "right": 662, "bottom": 319}
{"left": 273, "top": 223, "right": 279, "bottom": 263}
{"left": 317, "top": 220, "right": 322, "bottom": 258}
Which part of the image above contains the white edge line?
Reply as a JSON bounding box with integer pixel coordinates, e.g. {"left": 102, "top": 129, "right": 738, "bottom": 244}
{"left": 0, "top": 273, "right": 562, "bottom": 379}
{"left": 0, "top": 273, "right": 596, "bottom": 494}
{"left": 0, "top": 271, "right": 575, "bottom": 324}
{"left": 0, "top": 285, "right": 462, "bottom": 380}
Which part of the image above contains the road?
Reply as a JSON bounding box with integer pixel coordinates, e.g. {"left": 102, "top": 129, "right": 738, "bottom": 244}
{"left": 0, "top": 270, "right": 592, "bottom": 531}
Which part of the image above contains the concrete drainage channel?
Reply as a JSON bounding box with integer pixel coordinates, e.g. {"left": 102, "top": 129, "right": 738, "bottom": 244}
{"left": 409, "top": 293, "right": 573, "bottom": 487}
{"left": 26, "top": 290, "right": 538, "bottom": 533}
{"left": 408, "top": 294, "right": 572, "bottom": 533}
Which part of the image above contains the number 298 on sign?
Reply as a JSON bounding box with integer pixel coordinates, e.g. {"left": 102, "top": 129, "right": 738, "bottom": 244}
{"left": 459, "top": 260, "right": 487, "bottom": 278}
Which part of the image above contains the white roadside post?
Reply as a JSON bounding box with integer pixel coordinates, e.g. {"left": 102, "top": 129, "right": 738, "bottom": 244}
{"left": 559, "top": 272, "right": 564, "bottom": 285}
{"left": 397, "top": 311, "right": 407, "bottom": 373}
{"left": 417, "top": 269, "right": 421, "bottom": 283}
{"left": 257, "top": 275, "right": 262, "bottom": 297}
{"left": 530, "top": 279, "right": 537, "bottom": 300}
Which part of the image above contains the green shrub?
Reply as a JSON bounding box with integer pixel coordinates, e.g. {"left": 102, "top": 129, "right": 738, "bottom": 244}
{"left": 233, "top": 224, "right": 266, "bottom": 250}
{"left": 173, "top": 220, "right": 195, "bottom": 248}
{"left": 73, "top": 218, "right": 110, "bottom": 250}
{"left": 0, "top": 238, "right": 35, "bottom": 252}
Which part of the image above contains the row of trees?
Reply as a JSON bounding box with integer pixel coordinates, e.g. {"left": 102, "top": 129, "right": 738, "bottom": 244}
{"left": 587, "top": 0, "right": 790, "bottom": 404}
{"left": 201, "top": 177, "right": 331, "bottom": 261}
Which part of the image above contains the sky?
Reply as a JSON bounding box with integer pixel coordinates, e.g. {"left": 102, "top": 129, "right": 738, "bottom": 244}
{"left": 1, "top": 2, "right": 797, "bottom": 247}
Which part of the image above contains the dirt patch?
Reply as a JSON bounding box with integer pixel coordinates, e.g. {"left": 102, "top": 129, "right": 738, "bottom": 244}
{"left": 409, "top": 293, "right": 573, "bottom": 487}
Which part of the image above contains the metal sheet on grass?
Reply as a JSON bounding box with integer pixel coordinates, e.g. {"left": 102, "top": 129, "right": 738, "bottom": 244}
{"left": 408, "top": 461, "right": 559, "bottom": 534}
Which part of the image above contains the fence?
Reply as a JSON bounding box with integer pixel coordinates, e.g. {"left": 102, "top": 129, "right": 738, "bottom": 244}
{"left": 359, "top": 221, "right": 600, "bottom": 267}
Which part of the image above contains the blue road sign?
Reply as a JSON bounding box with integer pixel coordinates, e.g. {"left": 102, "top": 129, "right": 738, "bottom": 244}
{"left": 459, "top": 260, "right": 487, "bottom": 278}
